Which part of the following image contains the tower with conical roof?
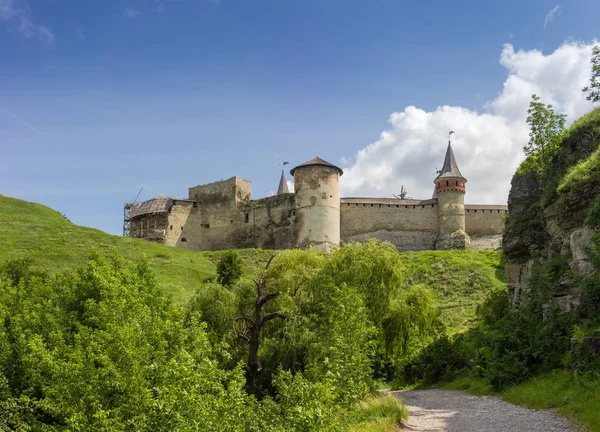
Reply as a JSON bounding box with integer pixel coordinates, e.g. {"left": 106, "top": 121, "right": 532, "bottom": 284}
{"left": 434, "top": 138, "right": 470, "bottom": 250}
{"left": 291, "top": 157, "right": 343, "bottom": 251}
{"left": 277, "top": 170, "right": 289, "bottom": 195}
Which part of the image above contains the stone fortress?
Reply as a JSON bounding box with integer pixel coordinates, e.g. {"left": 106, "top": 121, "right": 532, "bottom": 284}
{"left": 126, "top": 142, "right": 508, "bottom": 252}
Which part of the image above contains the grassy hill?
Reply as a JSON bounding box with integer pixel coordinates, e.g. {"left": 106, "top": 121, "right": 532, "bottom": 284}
{"left": 0, "top": 194, "right": 219, "bottom": 302}
{"left": 397, "top": 250, "right": 505, "bottom": 333}
{"left": 0, "top": 194, "right": 505, "bottom": 328}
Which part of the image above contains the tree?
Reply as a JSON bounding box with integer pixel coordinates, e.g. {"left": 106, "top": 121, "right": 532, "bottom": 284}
{"left": 525, "top": 94, "right": 566, "bottom": 161}
{"left": 582, "top": 45, "right": 600, "bottom": 103}
{"left": 235, "top": 256, "right": 286, "bottom": 395}
{"left": 217, "top": 251, "right": 243, "bottom": 287}
{"left": 393, "top": 185, "right": 409, "bottom": 200}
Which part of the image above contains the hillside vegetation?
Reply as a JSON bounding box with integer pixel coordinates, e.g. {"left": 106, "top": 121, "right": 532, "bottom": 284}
{"left": 0, "top": 194, "right": 504, "bottom": 330}
{"left": 0, "top": 195, "right": 217, "bottom": 301}
{"left": 415, "top": 106, "right": 600, "bottom": 431}
{"left": 0, "top": 194, "right": 508, "bottom": 431}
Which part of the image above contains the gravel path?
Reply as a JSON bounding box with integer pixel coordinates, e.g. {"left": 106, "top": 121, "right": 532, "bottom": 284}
{"left": 392, "top": 389, "right": 577, "bottom": 432}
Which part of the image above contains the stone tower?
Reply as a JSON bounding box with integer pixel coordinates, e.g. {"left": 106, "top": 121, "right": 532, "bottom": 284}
{"left": 434, "top": 141, "right": 470, "bottom": 250}
{"left": 291, "top": 157, "right": 343, "bottom": 251}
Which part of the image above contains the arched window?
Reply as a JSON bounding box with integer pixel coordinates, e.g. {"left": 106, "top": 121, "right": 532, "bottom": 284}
{"left": 446, "top": 180, "right": 449, "bottom": 186}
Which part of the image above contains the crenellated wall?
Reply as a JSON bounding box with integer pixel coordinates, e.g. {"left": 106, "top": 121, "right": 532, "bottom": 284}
{"left": 465, "top": 206, "right": 507, "bottom": 237}
{"left": 130, "top": 170, "right": 506, "bottom": 252}
{"left": 340, "top": 198, "right": 439, "bottom": 251}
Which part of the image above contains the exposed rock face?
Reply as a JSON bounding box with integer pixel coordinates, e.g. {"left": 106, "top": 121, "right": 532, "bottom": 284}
{"left": 504, "top": 110, "right": 600, "bottom": 313}
{"left": 503, "top": 172, "right": 548, "bottom": 260}
{"left": 435, "top": 230, "right": 471, "bottom": 250}
{"left": 504, "top": 172, "right": 597, "bottom": 312}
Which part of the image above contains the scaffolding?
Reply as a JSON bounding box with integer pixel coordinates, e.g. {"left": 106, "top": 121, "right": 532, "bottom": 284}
{"left": 123, "top": 187, "right": 143, "bottom": 237}
{"left": 123, "top": 203, "right": 132, "bottom": 236}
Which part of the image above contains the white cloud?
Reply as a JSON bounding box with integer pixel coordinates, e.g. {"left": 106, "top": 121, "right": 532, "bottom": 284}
{"left": 125, "top": 6, "right": 140, "bottom": 18}
{"left": 340, "top": 42, "right": 597, "bottom": 205}
{"left": 0, "top": 0, "right": 54, "bottom": 41}
{"left": 544, "top": 5, "right": 561, "bottom": 29}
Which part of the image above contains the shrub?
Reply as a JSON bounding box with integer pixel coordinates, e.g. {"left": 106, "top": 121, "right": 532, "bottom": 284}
{"left": 217, "top": 251, "right": 243, "bottom": 287}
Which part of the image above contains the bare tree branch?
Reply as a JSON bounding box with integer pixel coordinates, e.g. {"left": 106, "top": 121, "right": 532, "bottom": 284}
{"left": 258, "top": 291, "right": 281, "bottom": 306}
{"left": 261, "top": 312, "right": 286, "bottom": 327}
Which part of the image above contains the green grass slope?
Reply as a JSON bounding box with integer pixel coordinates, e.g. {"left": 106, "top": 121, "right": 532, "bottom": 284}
{"left": 0, "top": 195, "right": 216, "bottom": 302}
{"left": 398, "top": 251, "right": 506, "bottom": 333}
{"left": 0, "top": 194, "right": 505, "bottom": 328}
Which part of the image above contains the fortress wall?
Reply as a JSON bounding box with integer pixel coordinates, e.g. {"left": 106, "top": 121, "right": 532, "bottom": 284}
{"left": 343, "top": 230, "right": 439, "bottom": 251}
{"left": 238, "top": 193, "right": 297, "bottom": 249}
{"left": 465, "top": 207, "right": 507, "bottom": 237}
{"left": 341, "top": 201, "right": 439, "bottom": 236}
{"left": 165, "top": 201, "right": 202, "bottom": 250}
{"left": 188, "top": 177, "right": 251, "bottom": 208}
{"left": 186, "top": 193, "right": 297, "bottom": 251}
{"left": 340, "top": 201, "right": 439, "bottom": 251}
{"left": 130, "top": 213, "right": 169, "bottom": 241}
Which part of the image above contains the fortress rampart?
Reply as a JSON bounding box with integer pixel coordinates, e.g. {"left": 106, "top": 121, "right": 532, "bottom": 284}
{"left": 127, "top": 148, "right": 508, "bottom": 252}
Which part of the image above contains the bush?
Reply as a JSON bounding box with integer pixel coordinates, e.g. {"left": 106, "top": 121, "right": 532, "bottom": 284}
{"left": 0, "top": 253, "right": 259, "bottom": 431}
{"left": 217, "top": 251, "right": 243, "bottom": 287}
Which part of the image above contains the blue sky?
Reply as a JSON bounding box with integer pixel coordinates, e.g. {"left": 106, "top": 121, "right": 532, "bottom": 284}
{"left": 1, "top": 0, "right": 599, "bottom": 235}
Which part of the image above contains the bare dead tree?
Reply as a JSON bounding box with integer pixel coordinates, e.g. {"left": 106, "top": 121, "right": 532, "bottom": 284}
{"left": 393, "top": 185, "right": 410, "bottom": 200}
{"left": 235, "top": 255, "right": 286, "bottom": 395}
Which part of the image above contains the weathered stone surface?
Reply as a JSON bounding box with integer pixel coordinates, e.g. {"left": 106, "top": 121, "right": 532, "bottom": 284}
{"left": 343, "top": 230, "right": 437, "bottom": 252}
{"left": 506, "top": 259, "right": 539, "bottom": 309}
{"left": 570, "top": 228, "right": 596, "bottom": 276}
{"left": 470, "top": 235, "right": 503, "bottom": 250}
{"left": 129, "top": 152, "right": 506, "bottom": 253}
{"left": 503, "top": 112, "right": 600, "bottom": 313}
{"left": 503, "top": 172, "right": 548, "bottom": 261}
{"left": 435, "top": 230, "right": 471, "bottom": 250}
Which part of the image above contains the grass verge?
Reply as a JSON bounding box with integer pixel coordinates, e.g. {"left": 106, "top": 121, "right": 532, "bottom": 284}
{"left": 440, "top": 376, "right": 493, "bottom": 396}
{"left": 503, "top": 370, "right": 600, "bottom": 432}
{"left": 347, "top": 394, "right": 408, "bottom": 432}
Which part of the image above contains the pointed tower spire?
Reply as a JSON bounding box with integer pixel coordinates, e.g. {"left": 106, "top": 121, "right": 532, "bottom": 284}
{"left": 277, "top": 170, "right": 289, "bottom": 195}
{"left": 435, "top": 132, "right": 466, "bottom": 182}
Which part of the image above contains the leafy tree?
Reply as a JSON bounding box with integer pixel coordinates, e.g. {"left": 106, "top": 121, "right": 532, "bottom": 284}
{"left": 582, "top": 45, "right": 600, "bottom": 103}
{"left": 525, "top": 94, "right": 566, "bottom": 159}
{"left": 0, "top": 253, "right": 259, "bottom": 431}
{"left": 217, "top": 251, "right": 243, "bottom": 287}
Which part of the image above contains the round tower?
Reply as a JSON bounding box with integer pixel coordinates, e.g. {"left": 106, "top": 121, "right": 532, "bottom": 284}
{"left": 291, "top": 157, "right": 343, "bottom": 251}
{"left": 434, "top": 141, "right": 470, "bottom": 250}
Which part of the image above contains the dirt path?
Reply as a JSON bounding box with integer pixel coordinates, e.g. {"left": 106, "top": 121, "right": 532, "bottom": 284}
{"left": 392, "top": 389, "right": 576, "bottom": 431}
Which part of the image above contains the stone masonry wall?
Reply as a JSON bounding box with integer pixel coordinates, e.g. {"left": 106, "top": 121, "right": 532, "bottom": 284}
{"left": 465, "top": 207, "right": 507, "bottom": 236}
{"left": 188, "top": 177, "right": 251, "bottom": 207}
{"left": 340, "top": 199, "right": 438, "bottom": 251}
{"left": 165, "top": 201, "right": 201, "bottom": 250}
{"left": 161, "top": 191, "right": 297, "bottom": 252}
{"left": 294, "top": 165, "right": 340, "bottom": 249}
{"left": 238, "top": 193, "right": 297, "bottom": 249}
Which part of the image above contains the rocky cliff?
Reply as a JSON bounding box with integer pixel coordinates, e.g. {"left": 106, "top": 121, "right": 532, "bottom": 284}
{"left": 504, "top": 107, "right": 600, "bottom": 313}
